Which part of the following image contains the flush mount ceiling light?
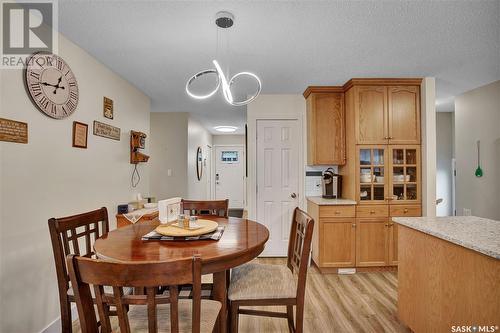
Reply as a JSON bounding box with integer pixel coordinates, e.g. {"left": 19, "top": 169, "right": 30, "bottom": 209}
{"left": 186, "top": 11, "right": 262, "bottom": 106}
{"left": 214, "top": 126, "right": 238, "bottom": 133}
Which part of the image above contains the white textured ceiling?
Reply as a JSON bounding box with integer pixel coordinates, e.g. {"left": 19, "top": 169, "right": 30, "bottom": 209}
{"left": 59, "top": 1, "right": 500, "bottom": 134}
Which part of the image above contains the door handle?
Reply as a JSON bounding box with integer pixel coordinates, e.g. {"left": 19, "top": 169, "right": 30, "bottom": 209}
{"left": 290, "top": 193, "right": 297, "bottom": 199}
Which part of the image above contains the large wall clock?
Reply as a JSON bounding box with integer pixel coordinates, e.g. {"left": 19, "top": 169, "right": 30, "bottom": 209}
{"left": 24, "top": 52, "right": 79, "bottom": 119}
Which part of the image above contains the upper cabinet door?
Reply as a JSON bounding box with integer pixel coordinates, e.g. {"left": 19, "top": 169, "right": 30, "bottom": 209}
{"left": 307, "top": 93, "right": 346, "bottom": 165}
{"left": 355, "top": 86, "right": 388, "bottom": 144}
{"left": 388, "top": 86, "right": 420, "bottom": 144}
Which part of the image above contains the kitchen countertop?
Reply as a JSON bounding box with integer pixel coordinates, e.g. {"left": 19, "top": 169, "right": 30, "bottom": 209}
{"left": 393, "top": 216, "right": 500, "bottom": 259}
{"left": 306, "top": 196, "right": 357, "bottom": 206}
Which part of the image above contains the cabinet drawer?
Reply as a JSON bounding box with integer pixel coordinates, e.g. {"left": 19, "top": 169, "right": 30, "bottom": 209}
{"left": 320, "top": 205, "right": 356, "bottom": 218}
{"left": 390, "top": 205, "right": 421, "bottom": 217}
{"left": 356, "top": 205, "right": 388, "bottom": 218}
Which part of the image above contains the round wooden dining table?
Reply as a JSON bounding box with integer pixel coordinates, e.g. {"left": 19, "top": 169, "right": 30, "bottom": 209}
{"left": 94, "top": 216, "right": 269, "bottom": 333}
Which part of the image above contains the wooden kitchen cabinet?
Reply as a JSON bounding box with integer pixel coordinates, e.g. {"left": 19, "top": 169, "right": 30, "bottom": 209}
{"left": 389, "top": 146, "right": 421, "bottom": 204}
{"left": 305, "top": 90, "right": 345, "bottom": 165}
{"left": 321, "top": 218, "right": 356, "bottom": 267}
{"left": 354, "top": 86, "right": 387, "bottom": 145}
{"left": 355, "top": 218, "right": 388, "bottom": 267}
{"left": 356, "top": 146, "right": 389, "bottom": 204}
{"left": 355, "top": 145, "right": 421, "bottom": 204}
{"left": 388, "top": 86, "right": 420, "bottom": 144}
{"left": 353, "top": 85, "right": 420, "bottom": 145}
{"left": 308, "top": 201, "right": 356, "bottom": 270}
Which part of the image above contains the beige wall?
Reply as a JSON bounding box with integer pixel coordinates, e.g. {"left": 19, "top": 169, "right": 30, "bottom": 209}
{"left": 455, "top": 80, "right": 500, "bottom": 219}
{"left": 436, "top": 112, "right": 454, "bottom": 216}
{"left": 421, "top": 77, "right": 437, "bottom": 217}
{"left": 0, "top": 34, "right": 150, "bottom": 332}
{"left": 213, "top": 135, "right": 245, "bottom": 146}
{"left": 149, "top": 113, "right": 213, "bottom": 201}
{"left": 149, "top": 112, "right": 188, "bottom": 200}
{"left": 187, "top": 117, "right": 212, "bottom": 200}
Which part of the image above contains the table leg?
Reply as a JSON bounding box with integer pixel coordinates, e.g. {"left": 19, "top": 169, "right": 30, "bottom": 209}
{"left": 213, "top": 270, "right": 228, "bottom": 333}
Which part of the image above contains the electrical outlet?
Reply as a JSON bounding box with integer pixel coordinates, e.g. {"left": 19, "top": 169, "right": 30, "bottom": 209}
{"left": 463, "top": 208, "right": 472, "bottom": 216}
{"left": 167, "top": 169, "right": 172, "bottom": 177}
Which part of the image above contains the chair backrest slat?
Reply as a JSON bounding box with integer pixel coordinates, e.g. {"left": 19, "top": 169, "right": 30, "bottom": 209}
{"left": 287, "top": 208, "right": 315, "bottom": 300}
{"left": 182, "top": 199, "right": 229, "bottom": 218}
{"left": 67, "top": 255, "right": 204, "bottom": 333}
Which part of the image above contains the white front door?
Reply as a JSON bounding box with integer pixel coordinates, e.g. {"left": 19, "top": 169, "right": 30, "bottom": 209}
{"left": 257, "top": 120, "right": 299, "bottom": 256}
{"left": 215, "top": 145, "right": 245, "bottom": 208}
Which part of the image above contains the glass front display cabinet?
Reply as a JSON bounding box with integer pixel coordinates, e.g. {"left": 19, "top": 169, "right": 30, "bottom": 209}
{"left": 357, "top": 146, "right": 420, "bottom": 204}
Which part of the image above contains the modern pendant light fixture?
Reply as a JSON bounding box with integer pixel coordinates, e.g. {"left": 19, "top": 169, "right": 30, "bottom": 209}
{"left": 186, "top": 11, "right": 262, "bottom": 106}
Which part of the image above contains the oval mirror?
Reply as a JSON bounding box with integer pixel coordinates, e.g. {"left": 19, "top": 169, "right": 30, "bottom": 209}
{"left": 196, "top": 146, "right": 203, "bottom": 181}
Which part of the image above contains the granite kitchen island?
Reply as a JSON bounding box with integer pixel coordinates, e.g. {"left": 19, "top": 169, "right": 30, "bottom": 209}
{"left": 393, "top": 216, "right": 500, "bottom": 333}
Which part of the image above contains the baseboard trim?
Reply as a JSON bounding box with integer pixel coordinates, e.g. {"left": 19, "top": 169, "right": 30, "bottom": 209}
{"left": 41, "top": 305, "right": 77, "bottom": 333}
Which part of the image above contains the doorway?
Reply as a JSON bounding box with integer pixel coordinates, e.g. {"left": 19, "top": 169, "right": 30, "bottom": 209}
{"left": 214, "top": 145, "right": 245, "bottom": 208}
{"left": 256, "top": 119, "right": 300, "bottom": 256}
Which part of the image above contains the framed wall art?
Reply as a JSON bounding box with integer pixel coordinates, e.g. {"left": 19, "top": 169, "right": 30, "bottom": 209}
{"left": 72, "top": 121, "right": 88, "bottom": 148}
{"left": 103, "top": 97, "right": 114, "bottom": 119}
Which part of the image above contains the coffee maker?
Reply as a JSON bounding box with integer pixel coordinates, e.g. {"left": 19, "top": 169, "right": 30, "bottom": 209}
{"left": 322, "top": 168, "right": 342, "bottom": 199}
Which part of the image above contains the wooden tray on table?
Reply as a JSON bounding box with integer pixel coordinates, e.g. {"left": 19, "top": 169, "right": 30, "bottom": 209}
{"left": 155, "top": 219, "right": 219, "bottom": 237}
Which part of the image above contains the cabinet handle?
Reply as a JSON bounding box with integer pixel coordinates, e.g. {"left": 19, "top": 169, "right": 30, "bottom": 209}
{"left": 370, "top": 210, "right": 375, "bottom": 214}
{"left": 404, "top": 208, "right": 409, "bottom": 213}
{"left": 352, "top": 224, "right": 356, "bottom": 227}
{"left": 335, "top": 211, "right": 341, "bottom": 215}
{"left": 384, "top": 136, "right": 389, "bottom": 140}
{"left": 384, "top": 223, "right": 389, "bottom": 227}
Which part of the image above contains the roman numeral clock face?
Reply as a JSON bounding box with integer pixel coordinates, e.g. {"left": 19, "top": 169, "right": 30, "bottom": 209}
{"left": 25, "top": 52, "right": 79, "bottom": 119}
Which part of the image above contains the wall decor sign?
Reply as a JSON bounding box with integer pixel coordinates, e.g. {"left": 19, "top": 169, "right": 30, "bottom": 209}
{"left": 103, "top": 97, "right": 114, "bottom": 119}
{"left": 93, "top": 121, "right": 120, "bottom": 141}
{"left": 72, "top": 121, "right": 88, "bottom": 148}
{"left": 0, "top": 118, "right": 28, "bottom": 144}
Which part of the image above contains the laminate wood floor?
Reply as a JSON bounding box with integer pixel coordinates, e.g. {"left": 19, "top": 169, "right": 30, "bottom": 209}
{"left": 73, "top": 258, "right": 410, "bottom": 333}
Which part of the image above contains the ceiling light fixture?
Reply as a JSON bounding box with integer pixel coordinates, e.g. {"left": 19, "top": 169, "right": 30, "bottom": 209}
{"left": 214, "top": 126, "right": 238, "bottom": 133}
{"left": 186, "top": 11, "right": 262, "bottom": 106}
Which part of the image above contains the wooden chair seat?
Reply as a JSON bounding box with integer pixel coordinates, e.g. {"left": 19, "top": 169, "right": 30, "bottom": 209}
{"left": 228, "top": 262, "right": 297, "bottom": 300}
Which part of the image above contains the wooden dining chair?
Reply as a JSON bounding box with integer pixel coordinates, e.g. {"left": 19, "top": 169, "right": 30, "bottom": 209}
{"left": 48, "top": 207, "right": 132, "bottom": 333}
{"left": 67, "top": 254, "right": 221, "bottom": 333}
{"left": 228, "top": 207, "right": 315, "bottom": 333}
{"left": 181, "top": 199, "right": 229, "bottom": 218}
{"left": 179, "top": 199, "right": 229, "bottom": 298}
